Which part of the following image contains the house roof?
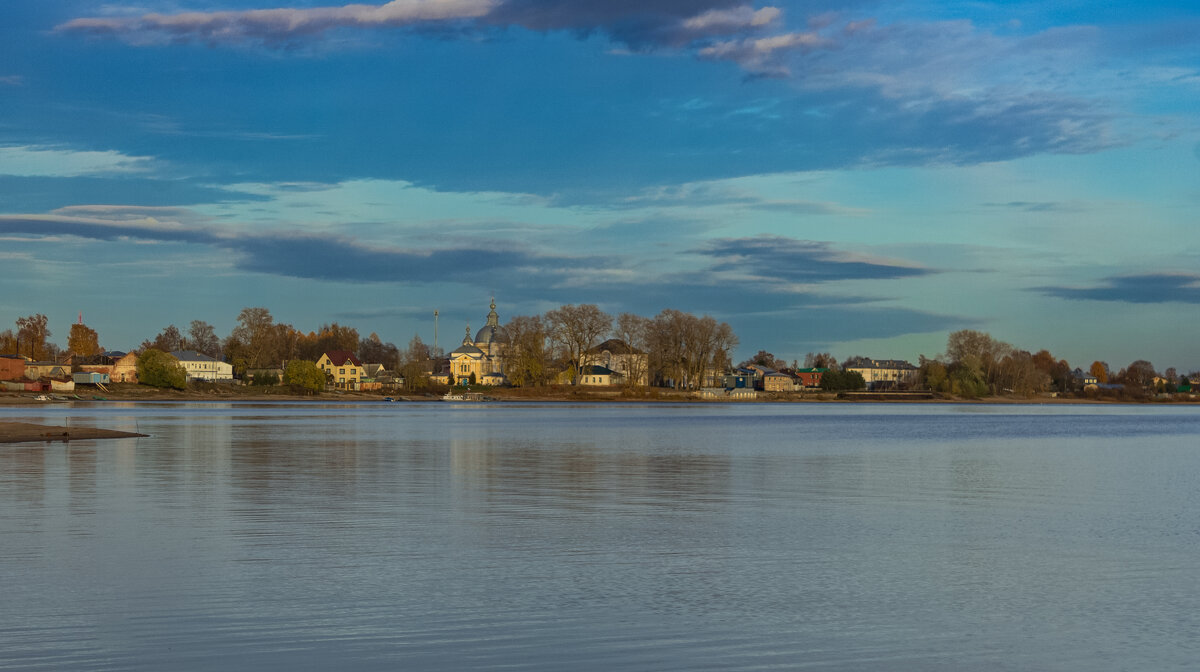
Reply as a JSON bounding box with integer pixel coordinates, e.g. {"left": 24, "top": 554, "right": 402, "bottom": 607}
{"left": 171, "top": 350, "right": 220, "bottom": 363}
{"left": 580, "top": 365, "right": 619, "bottom": 376}
{"left": 322, "top": 350, "right": 363, "bottom": 367}
{"left": 586, "top": 339, "right": 645, "bottom": 356}
{"left": 450, "top": 343, "right": 484, "bottom": 357}
{"left": 844, "top": 358, "right": 916, "bottom": 370}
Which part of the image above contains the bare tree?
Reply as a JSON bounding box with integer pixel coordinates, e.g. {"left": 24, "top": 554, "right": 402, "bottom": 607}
{"left": 505, "top": 315, "right": 551, "bottom": 388}
{"left": 188, "top": 320, "right": 221, "bottom": 358}
{"left": 544, "top": 304, "right": 612, "bottom": 384}
{"left": 15, "top": 314, "right": 51, "bottom": 360}
{"left": 612, "top": 312, "right": 651, "bottom": 387}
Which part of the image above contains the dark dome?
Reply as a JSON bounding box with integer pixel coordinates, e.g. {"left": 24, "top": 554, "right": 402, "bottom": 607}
{"left": 474, "top": 324, "right": 508, "bottom": 345}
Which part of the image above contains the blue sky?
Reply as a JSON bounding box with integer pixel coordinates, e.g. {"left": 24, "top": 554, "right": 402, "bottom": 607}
{"left": 2, "top": 0, "right": 1199, "bottom": 371}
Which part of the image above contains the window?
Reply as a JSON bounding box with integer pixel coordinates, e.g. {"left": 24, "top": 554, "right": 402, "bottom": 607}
{"left": 339, "top": 368, "right": 345, "bottom": 374}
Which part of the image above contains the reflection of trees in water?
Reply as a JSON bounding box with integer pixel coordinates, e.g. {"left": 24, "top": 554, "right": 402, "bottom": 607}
{"left": 449, "top": 437, "right": 734, "bottom": 513}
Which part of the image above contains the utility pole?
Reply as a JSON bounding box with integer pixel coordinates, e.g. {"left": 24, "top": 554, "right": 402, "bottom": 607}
{"left": 433, "top": 309, "right": 439, "bottom": 356}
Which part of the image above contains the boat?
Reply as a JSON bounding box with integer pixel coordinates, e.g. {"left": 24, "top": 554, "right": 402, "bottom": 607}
{"left": 382, "top": 397, "right": 395, "bottom": 402}
{"left": 442, "top": 391, "right": 492, "bottom": 402}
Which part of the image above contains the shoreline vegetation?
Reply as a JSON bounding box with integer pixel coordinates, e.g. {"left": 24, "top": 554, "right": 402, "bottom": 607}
{"left": 3, "top": 382, "right": 1194, "bottom": 407}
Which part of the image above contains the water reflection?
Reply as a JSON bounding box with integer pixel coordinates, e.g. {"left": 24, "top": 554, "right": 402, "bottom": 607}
{"left": 1, "top": 402, "right": 1199, "bottom": 671}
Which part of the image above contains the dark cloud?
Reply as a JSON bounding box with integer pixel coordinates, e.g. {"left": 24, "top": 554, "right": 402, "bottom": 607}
{"left": 0, "top": 212, "right": 585, "bottom": 286}
{"left": 696, "top": 236, "right": 931, "bottom": 283}
{"left": 1036, "top": 274, "right": 1200, "bottom": 304}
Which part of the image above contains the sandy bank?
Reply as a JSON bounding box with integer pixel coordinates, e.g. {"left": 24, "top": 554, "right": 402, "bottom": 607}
{"left": 0, "top": 421, "right": 149, "bottom": 444}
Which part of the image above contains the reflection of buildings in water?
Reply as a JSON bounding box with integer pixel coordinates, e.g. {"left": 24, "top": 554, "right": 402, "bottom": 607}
{"left": 0, "top": 444, "right": 48, "bottom": 504}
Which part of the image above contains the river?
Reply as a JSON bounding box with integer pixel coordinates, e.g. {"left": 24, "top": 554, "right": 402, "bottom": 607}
{"left": 1, "top": 402, "right": 1197, "bottom": 670}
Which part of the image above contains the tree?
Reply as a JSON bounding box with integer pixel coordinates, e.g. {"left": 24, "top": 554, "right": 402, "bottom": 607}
{"left": 545, "top": 304, "right": 612, "bottom": 383}
{"left": 804, "top": 352, "right": 838, "bottom": 369}
{"left": 283, "top": 360, "right": 325, "bottom": 395}
{"left": 15, "top": 314, "right": 51, "bottom": 360}
{"left": 400, "top": 334, "right": 433, "bottom": 392}
{"left": 504, "top": 315, "right": 551, "bottom": 388}
{"left": 945, "top": 329, "right": 1012, "bottom": 393}
{"left": 68, "top": 323, "right": 100, "bottom": 357}
{"left": 144, "top": 324, "right": 184, "bottom": 353}
{"left": 820, "top": 369, "right": 866, "bottom": 391}
{"left": 137, "top": 349, "right": 187, "bottom": 389}
{"left": 0, "top": 329, "right": 15, "bottom": 354}
{"left": 644, "top": 309, "right": 737, "bottom": 389}
{"left": 918, "top": 356, "right": 948, "bottom": 392}
{"left": 188, "top": 320, "right": 220, "bottom": 358}
{"left": 229, "top": 307, "right": 280, "bottom": 369}
{"left": 359, "top": 332, "right": 400, "bottom": 369}
{"left": 739, "top": 350, "right": 785, "bottom": 370}
{"left": 1089, "top": 361, "right": 1109, "bottom": 384}
{"left": 613, "top": 312, "right": 651, "bottom": 387}
{"left": 1121, "top": 360, "right": 1156, "bottom": 390}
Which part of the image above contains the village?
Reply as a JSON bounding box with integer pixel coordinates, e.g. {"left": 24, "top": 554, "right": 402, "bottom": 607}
{"left": 1, "top": 300, "right": 1195, "bottom": 402}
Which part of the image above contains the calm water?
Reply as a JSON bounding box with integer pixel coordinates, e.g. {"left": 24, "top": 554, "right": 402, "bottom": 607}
{"left": 1, "top": 402, "right": 1198, "bottom": 671}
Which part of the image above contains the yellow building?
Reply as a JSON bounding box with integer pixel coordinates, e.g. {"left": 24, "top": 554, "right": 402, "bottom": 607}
{"left": 448, "top": 299, "right": 508, "bottom": 385}
{"left": 317, "top": 350, "right": 364, "bottom": 390}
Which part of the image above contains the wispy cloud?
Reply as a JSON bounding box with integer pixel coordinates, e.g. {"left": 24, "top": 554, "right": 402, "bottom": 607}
{"left": 57, "top": 0, "right": 498, "bottom": 46}
{"left": 0, "top": 209, "right": 586, "bottom": 286}
{"left": 0, "top": 75, "right": 23, "bottom": 86}
{"left": 0, "top": 145, "right": 155, "bottom": 177}
{"left": 1035, "top": 274, "right": 1200, "bottom": 304}
{"left": 696, "top": 235, "right": 932, "bottom": 284}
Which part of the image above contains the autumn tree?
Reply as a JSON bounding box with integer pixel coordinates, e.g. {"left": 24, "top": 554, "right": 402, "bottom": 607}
{"left": 0, "top": 329, "right": 16, "bottom": 354}
{"left": 283, "top": 360, "right": 325, "bottom": 395}
{"left": 68, "top": 322, "right": 101, "bottom": 357}
{"left": 1089, "top": 361, "right": 1109, "bottom": 384}
{"left": 188, "top": 320, "right": 220, "bottom": 358}
{"left": 545, "top": 304, "right": 612, "bottom": 383}
{"left": 15, "top": 314, "right": 51, "bottom": 360}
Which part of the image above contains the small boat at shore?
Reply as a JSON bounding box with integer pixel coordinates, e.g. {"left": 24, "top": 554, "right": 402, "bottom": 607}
{"left": 442, "top": 391, "right": 492, "bottom": 402}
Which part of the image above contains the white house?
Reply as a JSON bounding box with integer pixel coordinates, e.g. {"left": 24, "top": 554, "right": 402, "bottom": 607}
{"left": 171, "top": 350, "right": 234, "bottom": 382}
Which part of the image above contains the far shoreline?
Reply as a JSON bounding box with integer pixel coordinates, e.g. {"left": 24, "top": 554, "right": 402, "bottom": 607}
{"left": 1, "top": 385, "right": 1192, "bottom": 407}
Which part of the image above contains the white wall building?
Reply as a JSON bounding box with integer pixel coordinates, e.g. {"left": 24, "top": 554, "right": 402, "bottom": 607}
{"left": 171, "top": 350, "right": 234, "bottom": 381}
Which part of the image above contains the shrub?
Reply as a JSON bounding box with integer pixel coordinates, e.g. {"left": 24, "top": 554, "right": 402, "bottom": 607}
{"left": 137, "top": 349, "right": 187, "bottom": 390}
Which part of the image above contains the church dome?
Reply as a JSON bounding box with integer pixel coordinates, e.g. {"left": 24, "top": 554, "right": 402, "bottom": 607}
{"left": 473, "top": 298, "right": 508, "bottom": 345}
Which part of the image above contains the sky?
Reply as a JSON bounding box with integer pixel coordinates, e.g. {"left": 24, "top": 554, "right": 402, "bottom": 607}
{"left": 2, "top": 0, "right": 1199, "bottom": 371}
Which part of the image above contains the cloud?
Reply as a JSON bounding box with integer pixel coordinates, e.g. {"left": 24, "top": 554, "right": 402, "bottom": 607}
{"left": 696, "top": 236, "right": 932, "bottom": 284}
{"left": 983, "top": 201, "right": 1084, "bottom": 213}
{"left": 698, "top": 30, "right": 834, "bottom": 77}
{"left": 0, "top": 146, "right": 155, "bottom": 177}
{"left": 610, "top": 179, "right": 868, "bottom": 215}
{"left": 57, "top": 0, "right": 498, "bottom": 46}
{"left": 1035, "top": 274, "right": 1200, "bottom": 304}
{"left": 0, "top": 75, "right": 23, "bottom": 86}
{"left": 58, "top": 1, "right": 797, "bottom": 51}
{"left": 0, "top": 210, "right": 584, "bottom": 286}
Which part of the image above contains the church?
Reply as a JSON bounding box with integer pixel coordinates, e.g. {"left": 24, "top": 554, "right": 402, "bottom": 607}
{"left": 448, "top": 299, "right": 508, "bottom": 386}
